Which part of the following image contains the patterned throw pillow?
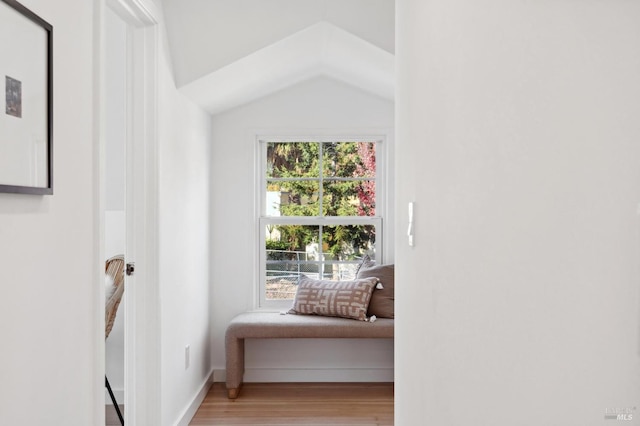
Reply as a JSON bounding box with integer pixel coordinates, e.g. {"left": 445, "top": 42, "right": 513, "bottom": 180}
{"left": 289, "top": 277, "right": 379, "bottom": 321}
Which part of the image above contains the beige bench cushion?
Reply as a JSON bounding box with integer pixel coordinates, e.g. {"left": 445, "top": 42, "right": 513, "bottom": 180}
{"left": 227, "top": 311, "right": 394, "bottom": 339}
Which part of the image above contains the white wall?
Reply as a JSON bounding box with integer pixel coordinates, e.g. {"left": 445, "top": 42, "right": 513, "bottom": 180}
{"left": 156, "top": 5, "right": 214, "bottom": 424}
{"left": 395, "top": 1, "right": 640, "bottom": 425}
{"left": 210, "top": 76, "right": 394, "bottom": 381}
{"left": 0, "top": 0, "right": 99, "bottom": 424}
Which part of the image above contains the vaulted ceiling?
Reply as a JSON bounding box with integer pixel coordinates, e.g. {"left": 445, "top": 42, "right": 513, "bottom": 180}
{"left": 162, "top": 0, "right": 395, "bottom": 114}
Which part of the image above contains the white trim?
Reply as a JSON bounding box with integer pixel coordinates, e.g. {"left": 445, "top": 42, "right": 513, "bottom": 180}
{"left": 255, "top": 134, "right": 389, "bottom": 310}
{"left": 98, "top": 1, "right": 160, "bottom": 425}
{"left": 174, "top": 370, "right": 214, "bottom": 426}
{"left": 261, "top": 216, "right": 382, "bottom": 225}
{"left": 107, "top": 0, "right": 159, "bottom": 27}
{"left": 125, "top": 15, "right": 161, "bottom": 426}
{"left": 93, "top": 0, "right": 107, "bottom": 423}
{"left": 246, "top": 368, "right": 394, "bottom": 383}
{"left": 211, "top": 368, "right": 393, "bottom": 383}
{"left": 257, "top": 133, "right": 389, "bottom": 143}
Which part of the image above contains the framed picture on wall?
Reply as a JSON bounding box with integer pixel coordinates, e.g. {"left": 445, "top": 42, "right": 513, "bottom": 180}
{"left": 0, "top": 0, "right": 52, "bottom": 195}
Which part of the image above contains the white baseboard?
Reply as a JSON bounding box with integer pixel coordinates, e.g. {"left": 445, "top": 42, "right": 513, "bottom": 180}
{"left": 105, "top": 388, "right": 124, "bottom": 406}
{"left": 212, "top": 368, "right": 394, "bottom": 383}
{"left": 175, "top": 369, "right": 214, "bottom": 426}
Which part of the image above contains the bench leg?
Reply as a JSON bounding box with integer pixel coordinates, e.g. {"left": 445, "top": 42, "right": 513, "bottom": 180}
{"left": 225, "top": 336, "right": 245, "bottom": 399}
{"left": 227, "top": 387, "right": 240, "bottom": 399}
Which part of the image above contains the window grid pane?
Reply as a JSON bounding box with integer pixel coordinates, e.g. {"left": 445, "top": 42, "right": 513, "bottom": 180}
{"left": 266, "top": 180, "right": 320, "bottom": 217}
{"left": 264, "top": 259, "right": 372, "bottom": 300}
{"left": 322, "top": 179, "right": 376, "bottom": 217}
{"left": 322, "top": 142, "right": 376, "bottom": 178}
{"left": 265, "top": 141, "right": 377, "bottom": 218}
{"left": 266, "top": 142, "right": 319, "bottom": 178}
{"left": 263, "top": 221, "right": 378, "bottom": 301}
{"left": 261, "top": 139, "right": 381, "bottom": 305}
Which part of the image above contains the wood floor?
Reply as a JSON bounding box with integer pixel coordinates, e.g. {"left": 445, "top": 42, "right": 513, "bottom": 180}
{"left": 105, "top": 405, "right": 124, "bottom": 426}
{"left": 190, "top": 382, "right": 394, "bottom": 425}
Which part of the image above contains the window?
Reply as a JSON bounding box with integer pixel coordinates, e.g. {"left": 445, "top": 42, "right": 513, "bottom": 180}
{"left": 258, "top": 138, "right": 383, "bottom": 308}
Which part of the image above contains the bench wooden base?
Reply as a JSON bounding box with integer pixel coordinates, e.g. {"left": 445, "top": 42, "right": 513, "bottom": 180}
{"left": 225, "top": 312, "right": 394, "bottom": 398}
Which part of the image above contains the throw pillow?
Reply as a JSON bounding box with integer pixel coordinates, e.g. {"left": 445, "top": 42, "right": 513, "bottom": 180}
{"left": 357, "top": 263, "right": 394, "bottom": 318}
{"left": 289, "top": 277, "right": 379, "bottom": 321}
{"left": 354, "top": 254, "right": 376, "bottom": 276}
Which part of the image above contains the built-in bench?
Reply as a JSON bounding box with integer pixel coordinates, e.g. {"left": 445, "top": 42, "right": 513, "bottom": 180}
{"left": 225, "top": 311, "right": 394, "bottom": 398}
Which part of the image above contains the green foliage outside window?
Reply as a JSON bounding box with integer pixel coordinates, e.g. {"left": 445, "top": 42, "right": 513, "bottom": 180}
{"left": 266, "top": 141, "right": 376, "bottom": 260}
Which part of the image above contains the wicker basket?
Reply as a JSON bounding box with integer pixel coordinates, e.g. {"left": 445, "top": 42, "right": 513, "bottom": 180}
{"left": 105, "top": 255, "right": 125, "bottom": 340}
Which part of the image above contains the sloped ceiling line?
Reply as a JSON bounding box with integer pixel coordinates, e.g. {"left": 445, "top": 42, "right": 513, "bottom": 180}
{"left": 179, "top": 21, "right": 395, "bottom": 115}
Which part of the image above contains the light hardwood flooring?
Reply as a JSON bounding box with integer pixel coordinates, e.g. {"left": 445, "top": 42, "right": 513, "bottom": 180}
{"left": 190, "top": 382, "right": 394, "bottom": 425}
{"left": 105, "top": 405, "right": 124, "bottom": 426}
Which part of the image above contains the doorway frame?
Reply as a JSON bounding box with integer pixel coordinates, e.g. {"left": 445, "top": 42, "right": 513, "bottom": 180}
{"left": 96, "top": 0, "right": 161, "bottom": 424}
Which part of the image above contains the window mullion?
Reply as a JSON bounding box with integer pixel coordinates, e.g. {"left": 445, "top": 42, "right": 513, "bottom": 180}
{"left": 267, "top": 177, "right": 374, "bottom": 182}
{"left": 318, "top": 141, "right": 323, "bottom": 217}
{"left": 318, "top": 223, "right": 324, "bottom": 279}
{"left": 261, "top": 216, "right": 379, "bottom": 225}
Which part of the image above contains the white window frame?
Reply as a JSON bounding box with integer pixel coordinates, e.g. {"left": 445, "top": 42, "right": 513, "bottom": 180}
{"left": 257, "top": 135, "right": 386, "bottom": 310}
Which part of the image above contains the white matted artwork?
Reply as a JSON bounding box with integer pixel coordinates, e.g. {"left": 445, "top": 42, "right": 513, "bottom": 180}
{"left": 0, "top": 0, "right": 52, "bottom": 195}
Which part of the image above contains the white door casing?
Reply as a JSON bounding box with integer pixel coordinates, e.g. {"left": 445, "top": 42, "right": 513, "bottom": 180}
{"left": 98, "top": 0, "right": 160, "bottom": 424}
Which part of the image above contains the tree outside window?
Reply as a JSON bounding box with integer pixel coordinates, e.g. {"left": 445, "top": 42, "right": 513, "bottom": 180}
{"left": 260, "top": 140, "right": 381, "bottom": 303}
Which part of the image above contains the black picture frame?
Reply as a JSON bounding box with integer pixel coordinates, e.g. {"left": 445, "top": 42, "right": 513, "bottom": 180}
{"left": 0, "top": 0, "right": 52, "bottom": 195}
